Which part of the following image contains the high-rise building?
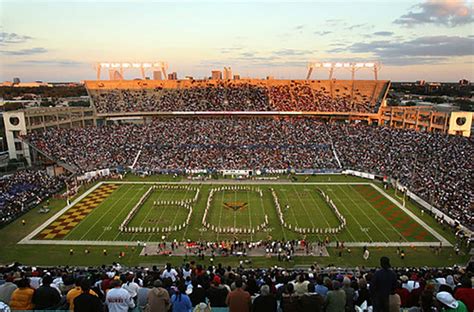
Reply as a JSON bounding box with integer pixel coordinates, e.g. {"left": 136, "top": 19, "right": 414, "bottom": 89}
{"left": 223, "top": 67, "right": 232, "bottom": 80}
{"left": 153, "top": 71, "right": 162, "bottom": 80}
{"left": 13, "top": 77, "right": 20, "bottom": 84}
{"left": 168, "top": 72, "right": 178, "bottom": 80}
{"left": 233, "top": 75, "right": 240, "bottom": 80}
{"left": 211, "top": 70, "right": 222, "bottom": 80}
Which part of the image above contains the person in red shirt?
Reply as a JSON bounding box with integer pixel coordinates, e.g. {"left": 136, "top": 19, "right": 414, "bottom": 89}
{"left": 454, "top": 277, "right": 474, "bottom": 312}
{"left": 226, "top": 279, "right": 251, "bottom": 312}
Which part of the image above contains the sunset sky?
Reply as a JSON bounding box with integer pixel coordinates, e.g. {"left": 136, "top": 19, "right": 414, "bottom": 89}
{"left": 0, "top": 0, "right": 473, "bottom": 82}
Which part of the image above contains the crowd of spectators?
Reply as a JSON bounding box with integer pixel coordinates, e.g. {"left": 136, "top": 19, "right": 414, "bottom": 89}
{"left": 0, "top": 170, "right": 65, "bottom": 227}
{"left": 90, "top": 81, "right": 376, "bottom": 114}
{"left": 329, "top": 123, "right": 473, "bottom": 230}
{"left": 27, "top": 118, "right": 338, "bottom": 172}
{"left": 0, "top": 257, "right": 472, "bottom": 312}
{"left": 26, "top": 117, "right": 473, "bottom": 229}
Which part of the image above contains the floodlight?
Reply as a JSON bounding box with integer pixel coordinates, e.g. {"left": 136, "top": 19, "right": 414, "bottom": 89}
{"left": 323, "top": 63, "right": 332, "bottom": 68}
{"left": 122, "top": 63, "right": 131, "bottom": 68}
{"left": 143, "top": 63, "right": 152, "bottom": 68}
{"left": 355, "top": 63, "right": 364, "bottom": 68}
{"left": 100, "top": 63, "right": 110, "bottom": 68}
{"left": 365, "top": 63, "right": 375, "bottom": 67}
{"left": 343, "top": 63, "right": 351, "bottom": 68}
{"left": 111, "top": 63, "right": 121, "bottom": 68}
{"left": 132, "top": 63, "right": 141, "bottom": 68}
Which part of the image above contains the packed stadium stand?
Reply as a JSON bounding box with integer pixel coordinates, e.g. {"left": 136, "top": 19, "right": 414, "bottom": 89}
{"left": 25, "top": 117, "right": 473, "bottom": 230}
{"left": 85, "top": 79, "right": 389, "bottom": 114}
{"left": 0, "top": 258, "right": 473, "bottom": 312}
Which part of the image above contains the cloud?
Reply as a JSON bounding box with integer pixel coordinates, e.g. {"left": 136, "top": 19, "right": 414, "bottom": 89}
{"left": 0, "top": 32, "right": 33, "bottom": 44}
{"left": 330, "top": 35, "right": 474, "bottom": 65}
{"left": 346, "top": 23, "right": 367, "bottom": 30}
{"left": 373, "top": 31, "right": 394, "bottom": 36}
{"left": 394, "top": 0, "right": 473, "bottom": 27}
{"left": 0, "top": 47, "right": 47, "bottom": 55}
{"left": 220, "top": 47, "right": 243, "bottom": 54}
{"left": 240, "top": 52, "right": 256, "bottom": 58}
{"left": 18, "top": 59, "right": 84, "bottom": 66}
{"left": 272, "top": 49, "right": 313, "bottom": 56}
{"left": 314, "top": 31, "right": 332, "bottom": 36}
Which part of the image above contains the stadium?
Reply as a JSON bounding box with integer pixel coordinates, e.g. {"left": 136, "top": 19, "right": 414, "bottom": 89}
{"left": 0, "top": 62, "right": 473, "bottom": 311}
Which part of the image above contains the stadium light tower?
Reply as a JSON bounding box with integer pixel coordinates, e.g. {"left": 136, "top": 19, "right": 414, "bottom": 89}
{"left": 94, "top": 62, "right": 169, "bottom": 80}
{"left": 306, "top": 62, "right": 381, "bottom": 80}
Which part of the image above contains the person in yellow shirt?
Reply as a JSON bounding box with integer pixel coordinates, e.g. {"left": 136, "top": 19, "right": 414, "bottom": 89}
{"left": 66, "top": 278, "right": 98, "bottom": 310}
{"left": 9, "top": 278, "right": 34, "bottom": 311}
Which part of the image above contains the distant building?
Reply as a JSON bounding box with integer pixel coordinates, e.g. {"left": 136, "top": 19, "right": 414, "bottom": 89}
{"left": 424, "top": 82, "right": 441, "bottom": 92}
{"left": 459, "top": 79, "right": 469, "bottom": 86}
{"left": 233, "top": 75, "right": 240, "bottom": 80}
{"left": 211, "top": 70, "right": 222, "bottom": 80}
{"left": 416, "top": 80, "right": 426, "bottom": 86}
{"left": 223, "top": 67, "right": 232, "bottom": 80}
{"left": 266, "top": 76, "right": 274, "bottom": 80}
{"left": 13, "top": 82, "right": 52, "bottom": 88}
{"left": 153, "top": 71, "right": 162, "bottom": 80}
{"left": 168, "top": 72, "right": 178, "bottom": 80}
{"left": 13, "top": 77, "right": 20, "bottom": 84}
{"left": 1, "top": 81, "right": 14, "bottom": 87}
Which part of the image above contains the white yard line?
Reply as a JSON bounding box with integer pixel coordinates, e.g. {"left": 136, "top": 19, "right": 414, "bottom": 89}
{"left": 370, "top": 183, "right": 451, "bottom": 246}
{"left": 326, "top": 188, "right": 372, "bottom": 241}
{"left": 216, "top": 189, "right": 226, "bottom": 241}
{"left": 348, "top": 185, "right": 408, "bottom": 242}
{"left": 291, "top": 185, "right": 317, "bottom": 229}
{"left": 279, "top": 188, "right": 301, "bottom": 229}
{"left": 78, "top": 185, "right": 140, "bottom": 241}
{"left": 336, "top": 185, "right": 393, "bottom": 242}
{"left": 246, "top": 190, "right": 253, "bottom": 240}
{"left": 102, "top": 185, "right": 149, "bottom": 241}
{"left": 307, "top": 189, "right": 357, "bottom": 242}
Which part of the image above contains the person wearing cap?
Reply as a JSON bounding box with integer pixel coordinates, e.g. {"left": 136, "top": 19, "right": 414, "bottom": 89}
{"left": 147, "top": 279, "right": 170, "bottom": 312}
{"left": 225, "top": 278, "right": 251, "bottom": 312}
{"left": 105, "top": 279, "right": 135, "bottom": 312}
{"left": 371, "top": 256, "right": 397, "bottom": 312}
{"left": 206, "top": 279, "right": 228, "bottom": 308}
{"left": 325, "top": 280, "right": 346, "bottom": 312}
{"left": 0, "top": 276, "right": 17, "bottom": 305}
{"left": 73, "top": 279, "right": 103, "bottom": 312}
{"left": 436, "top": 291, "right": 468, "bottom": 312}
{"left": 32, "top": 275, "right": 61, "bottom": 310}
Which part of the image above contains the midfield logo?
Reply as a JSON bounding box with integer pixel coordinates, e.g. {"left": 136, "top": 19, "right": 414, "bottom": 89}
{"left": 223, "top": 201, "right": 248, "bottom": 211}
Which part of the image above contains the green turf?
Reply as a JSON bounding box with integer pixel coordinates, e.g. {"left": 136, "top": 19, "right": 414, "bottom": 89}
{"left": 36, "top": 182, "right": 439, "bottom": 243}
{"left": 0, "top": 174, "right": 466, "bottom": 267}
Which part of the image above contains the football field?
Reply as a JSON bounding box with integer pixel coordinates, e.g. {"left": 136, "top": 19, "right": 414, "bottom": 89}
{"left": 22, "top": 181, "right": 449, "bottom": 246}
